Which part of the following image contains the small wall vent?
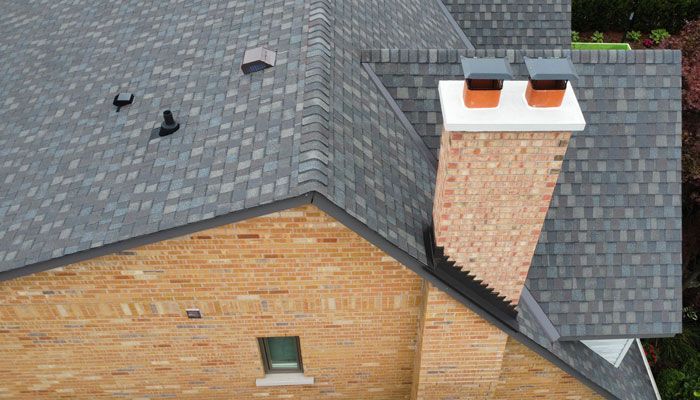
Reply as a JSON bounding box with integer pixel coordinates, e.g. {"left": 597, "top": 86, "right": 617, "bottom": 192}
{"left": 186, "top": 309, "right": 202, "bottom": 319}
{"left": 113, "top": 93, "right": 134, "bottom": 112}
{"left": 241, "top": 47, "right": 276, "bottom": 74}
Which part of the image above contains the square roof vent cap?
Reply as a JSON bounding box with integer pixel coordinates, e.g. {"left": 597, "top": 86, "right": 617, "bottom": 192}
{"left": 242, "top": 47, "right": 276, "bottom": 74}
{"left": 524, "top": 57, "right": 579, "bottom": 81}
{"left": 113, "top": 93, "right": 134, "bottom": 112}
{"left": 461, "top": 57, "right": 514, "bottom": 80}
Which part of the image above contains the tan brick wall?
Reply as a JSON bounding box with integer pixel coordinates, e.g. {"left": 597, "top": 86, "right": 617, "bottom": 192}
{"left": 433, "top": 130, "right": 571, "bottom": 304}
{"left": 0, "top": 203, "right": 604, "bottom": 400}
{"left": 411, "top": 283, "right": 509, "bottom": 400}
{"left": 493, "top": 338, "right": 602, "bottom": 399}
{"left": 0, "top": 205, "right": 424, "bottom": 399}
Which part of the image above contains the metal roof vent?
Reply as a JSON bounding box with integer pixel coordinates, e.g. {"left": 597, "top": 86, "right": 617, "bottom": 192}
{"left": 461, "top": 57, "right": 513, "bottom": 108}
{"left": 523, "top": 57, "right": 579, "bottom": 108}
{"left": 112, "top": 93, "right": 133, "bottom": 112}
{"left": 159, "top": 110, "right": 180, "bottom": 136}
{"left": 241, "top": 47, "right": 276, "bottom": 74}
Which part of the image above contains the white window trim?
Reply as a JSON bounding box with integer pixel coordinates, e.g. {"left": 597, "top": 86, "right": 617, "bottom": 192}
{"left": 255, "top": 372, "right": 314, "bottom": 387}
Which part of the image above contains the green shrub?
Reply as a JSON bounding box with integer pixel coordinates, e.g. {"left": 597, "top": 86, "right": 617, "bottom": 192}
{"left": 651, "top": 28, "right": 671, "bottom": 44}
{"left": 571, "top": 0, "right": 629, "bottom": 32}
{"left": 662, "top": 19, "right": 700, "bottom": 111}
{"left": 645, "top": 322, "right": 700, "bottom": 370}
{"left": 571, "top": 31, "right": 580, "bottom": 42}
{"left": 627, "top": 30, "right": 642, "bottom": 41}
{"left": 572, "top": 0, "right": 700, "bottom": 34}
{"left": 656, "top": 356, "right": 700, "bottom": 400}
{"left": 591, "top": 31, "right": 605, "bottom": 43}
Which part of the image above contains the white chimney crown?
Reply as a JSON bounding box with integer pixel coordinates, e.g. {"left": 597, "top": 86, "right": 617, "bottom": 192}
{"left": 438, "top": 80, "right": 586, "bottom": 132}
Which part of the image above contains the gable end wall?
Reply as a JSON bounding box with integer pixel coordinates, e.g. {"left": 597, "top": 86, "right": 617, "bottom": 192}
{"left": 0, "top": 204, "right": 602, "bottom": 399}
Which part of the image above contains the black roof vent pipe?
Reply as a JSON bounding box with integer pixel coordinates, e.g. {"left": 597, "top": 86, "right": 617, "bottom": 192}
{"left": 159, "top": 110, "right": 180, "bottom": 136}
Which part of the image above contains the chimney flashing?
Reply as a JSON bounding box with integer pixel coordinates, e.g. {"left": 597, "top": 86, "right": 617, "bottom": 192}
{"left": 438, "top": 80, "right": 586, "bottom": 132}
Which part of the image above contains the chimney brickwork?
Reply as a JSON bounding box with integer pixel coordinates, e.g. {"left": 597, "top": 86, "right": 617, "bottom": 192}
{"left": 411, "top": 283, "right": 509, "bottom": 399}
{"left": 433, "top": 130, "right": 571, "bottom": 304}
{"left": 436, "top": 71, "right": 585, "bottom": 305}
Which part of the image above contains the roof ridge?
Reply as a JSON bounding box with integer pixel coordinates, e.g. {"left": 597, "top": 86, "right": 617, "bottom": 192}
{"left": 361, "top": 48, "right": 682, "bottom": 65}
{"left": 297, "top": 0, "right": 333, "bottom": 192}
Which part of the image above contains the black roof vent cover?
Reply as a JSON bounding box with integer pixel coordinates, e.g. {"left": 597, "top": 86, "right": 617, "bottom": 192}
{"left": 241, "top": 47, "right": 276, "bottom": 74}
{"left": 113, "top": 93, "right": 134, "bottom": 112}
{"left": 159, "top": 110, "right": 180, "bottom": 136}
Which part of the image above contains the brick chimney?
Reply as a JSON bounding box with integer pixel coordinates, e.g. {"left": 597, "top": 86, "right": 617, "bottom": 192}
{"left": 434, "top": 57, "right": 585, "bottom": 305}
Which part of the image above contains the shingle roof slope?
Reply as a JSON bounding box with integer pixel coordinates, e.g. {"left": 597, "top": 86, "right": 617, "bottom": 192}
{"left": 0, "top": 0, "right": 463, "bottom": 272}
{"left": 0, "top": 3, "right": 674, "bottom": 398}
{"left": 441, "top": 0, "right": 572, "bottom": 49}
{"left": 517, "top": 295, "right": 657, "bottom": 400}
{"left": 365, "top": 48, "right": 682, "bottom": 338}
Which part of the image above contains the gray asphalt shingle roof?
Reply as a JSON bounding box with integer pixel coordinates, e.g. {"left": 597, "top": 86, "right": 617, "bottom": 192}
{"left": 518, "top": 293, "right": 658, "bottom": 400}
{"left": 366, "top": 48, "right": 682, "bottom": 339}
{"left": 0, "top": 2, "right": 676, "bottom": 399}
{"left": 441, "top": 0, "right": 572, "bottom": 49}
{"left": 0, "top": 0, "right": 462, "bottom": 271}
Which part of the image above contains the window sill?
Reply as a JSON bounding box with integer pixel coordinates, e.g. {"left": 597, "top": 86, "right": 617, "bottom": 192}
{"left": 255, "top": 373, "right": 314, "bottom": 387}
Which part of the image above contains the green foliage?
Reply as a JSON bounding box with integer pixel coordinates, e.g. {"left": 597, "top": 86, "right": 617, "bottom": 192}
{"left": 648, "top": 323, "right": 700, "bottom": 369}
{"left": 651, "top": 28, "right": 671, "bottom": 44}
{"left": 571, "top": 30, "right": 580, "bottom": 42}
{"left": 663, "top": 19, "right": 700, "bottom": 112}
{"left": 648, "top": 320, "right": 700, "bottom": 399}
{"left": 591, "top": 31, "right": 605, "bottom": 43}
{"left": 658, "top": 369, "right": 687, "bottom": 400}
{"left": 657, "top": 355, "right": 700, "bottom": 400}
{"left": 572, "top": 0, "right": 700, "bottom": 34}
{"left": 571, "top": 42, "right": 631, "bottom": 50}
{"left": 627, "top": 30, "right": 642, "bottom": 41}
{"left": 571, "top": 0, "right": 629, "bottom": 32}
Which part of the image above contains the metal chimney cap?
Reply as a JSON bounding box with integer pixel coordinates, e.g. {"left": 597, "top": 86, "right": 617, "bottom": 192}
{"left": 523, "top": 57, "right": 579, "bottom": 81}
{"left": 461, "top": 57, "right": 514, "bottom": 80}
{"left": 241, "top": 47, "right": 276, "bottom": 74}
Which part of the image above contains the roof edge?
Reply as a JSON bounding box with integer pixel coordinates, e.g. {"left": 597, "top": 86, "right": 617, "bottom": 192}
{"left": 0, "top": 190, "right": 618, "bottom": 398}
{"left": 559, "top": 331, "right": 682, "bottom": 341}
{"left": 0, "top": 194, "right": 313, "bottom": 282}
{"left": 360, "top": 48, "right": 681, "bottom": 65}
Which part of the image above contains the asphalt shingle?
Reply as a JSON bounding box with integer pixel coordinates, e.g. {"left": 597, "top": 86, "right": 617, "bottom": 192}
{"left": 0, "top": 0, "right": 463, "bottom": 272}
{"left": 0, "top": 3, "right": 673, "bottom": 399}
{"left": 441, "top": 0, "right": 572, "bottom": 49}
{"left": 366, "top": 48, "right": 682, "bottom": 338}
